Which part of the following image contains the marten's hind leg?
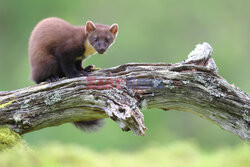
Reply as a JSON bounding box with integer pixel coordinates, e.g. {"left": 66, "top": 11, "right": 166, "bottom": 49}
{"left": 31, "top": 54, "right": 61, "bottom": 84}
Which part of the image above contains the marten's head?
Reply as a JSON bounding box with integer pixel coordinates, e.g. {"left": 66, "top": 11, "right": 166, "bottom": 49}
{"left": 85, "top": 21, "right": 118, "bottom": 54}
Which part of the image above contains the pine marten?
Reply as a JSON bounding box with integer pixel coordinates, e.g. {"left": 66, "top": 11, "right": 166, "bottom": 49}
{"left": 28, "top": 17, "right": 118, "bottom": 132}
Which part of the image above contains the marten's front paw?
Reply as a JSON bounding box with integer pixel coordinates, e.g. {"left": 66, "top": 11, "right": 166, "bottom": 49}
{"left": 67, "top": 71, "right": 86, "bottom": 78}
{"left": 84, "top": 65, "right": 100, "bottom": 72}
{"left": 84, "top": 65, "right": 95, "bottom": 72}
{"left": 79, "top": 70, "right": 89, "bottom": 76}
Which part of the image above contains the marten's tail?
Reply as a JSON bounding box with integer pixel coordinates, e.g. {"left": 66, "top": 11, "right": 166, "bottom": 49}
{"left": 73, "top": 119, "right": 105, "bottom": 132}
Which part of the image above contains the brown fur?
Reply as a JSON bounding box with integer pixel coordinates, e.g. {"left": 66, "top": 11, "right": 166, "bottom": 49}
{"left": 29, "top": 17, "right": 118, "bottom": 83}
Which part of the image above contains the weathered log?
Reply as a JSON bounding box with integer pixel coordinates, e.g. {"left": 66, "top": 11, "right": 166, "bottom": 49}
{"left": 0, "top": 42, "right": 249, "bottom": 141}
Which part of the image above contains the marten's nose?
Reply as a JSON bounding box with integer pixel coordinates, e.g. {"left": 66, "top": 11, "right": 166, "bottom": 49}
{"left": 98, "top": 48, "right": 106, "bottom": 54}
{"left": 97, "top": 42, "right": 106, "bottom": 54}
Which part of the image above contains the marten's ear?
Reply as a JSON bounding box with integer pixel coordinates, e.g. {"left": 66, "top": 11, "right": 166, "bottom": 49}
{"left": 109, "top": 24, "right": 118, "bottom": 36}
{"left": 86, "top": 21, "right": 96, "bottom": 33}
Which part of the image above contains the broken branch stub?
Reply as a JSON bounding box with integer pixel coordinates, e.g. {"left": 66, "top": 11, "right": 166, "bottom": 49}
{"left": 0, "top": 42, "right": 249, "bottom": 141}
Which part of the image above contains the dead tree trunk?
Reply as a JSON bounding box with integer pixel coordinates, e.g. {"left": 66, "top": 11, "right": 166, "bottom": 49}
{"left": 0, "top": 43, "right": 249, "bottom": 141}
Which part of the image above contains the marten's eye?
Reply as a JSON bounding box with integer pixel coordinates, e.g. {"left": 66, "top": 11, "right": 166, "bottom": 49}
{"left": 105, "top": 38, "right": 110, "bottom": 43}
{"left": 93, "top": 37, "right": 98, "bottom": 42}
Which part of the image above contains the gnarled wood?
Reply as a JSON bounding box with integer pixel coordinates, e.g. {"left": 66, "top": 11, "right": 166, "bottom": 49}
{"left": 0, "top": 43, "right": 249, "bottom": 141}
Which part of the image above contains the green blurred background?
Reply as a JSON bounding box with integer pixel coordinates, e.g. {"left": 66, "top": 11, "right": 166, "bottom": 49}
{"left": 0, "top": 0, "right": 249, "bottom": 152}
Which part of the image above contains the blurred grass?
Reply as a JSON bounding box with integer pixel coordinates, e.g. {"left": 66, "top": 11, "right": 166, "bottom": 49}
{"left": 0, "top": 142, "right": 249, "bottom": 167}
{"left": 0, "top": 0, "right": 249, "bottom": 151}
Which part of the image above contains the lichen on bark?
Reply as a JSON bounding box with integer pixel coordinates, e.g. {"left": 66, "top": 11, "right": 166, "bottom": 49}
{"left": 0, "top": 127, "right": 22, "bottom": 150}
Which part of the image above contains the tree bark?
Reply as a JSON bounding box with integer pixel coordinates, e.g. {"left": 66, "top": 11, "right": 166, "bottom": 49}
{"left": 0, "top": 43, "right": 249, "bottom": 141}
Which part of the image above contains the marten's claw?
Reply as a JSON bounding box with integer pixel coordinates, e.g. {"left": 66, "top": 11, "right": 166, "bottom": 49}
{"left": 92, "top": 67, "right": 100, "bottom": 71}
